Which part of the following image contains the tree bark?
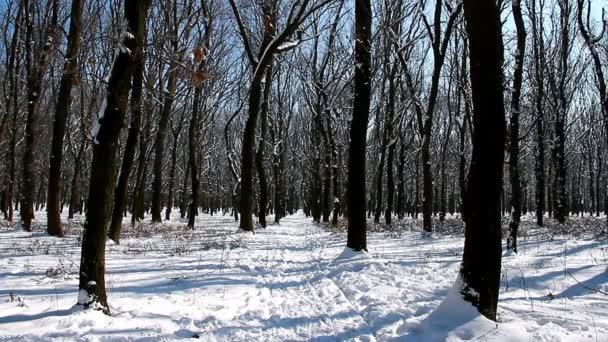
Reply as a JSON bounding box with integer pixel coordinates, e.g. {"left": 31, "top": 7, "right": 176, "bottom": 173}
{"left": 78, "top": 0, "right": 149, "bottom": 313}
{"left": 346, "top": 0, "right": 372, "bottom": 251}
{"left": 108, "top": 22, "right": 146, "bottom": 243}
{"left": 531, "top": 0, "right": 546, "bottom": 227}
{"left": 507, "top": 0, "right": 526, "bottom": 253}
{"left": 255, "top": 66, "right": 272, "bottom": 228}
{"left": 21, "top": 0, "right": 58, "bottom": 231}
{"left": 46, "top": 0, "right": 84, "bottom": 237}
{"left": 460, "top": 0, "right": 506, "bottom": 321}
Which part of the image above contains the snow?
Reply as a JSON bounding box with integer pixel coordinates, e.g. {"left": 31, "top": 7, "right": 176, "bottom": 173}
{"left": 277, "top": 40, "right": 300, "bottom": 52}
{"left": 90, "top": 98, "right": 106, "bottom": 144}
{"left": 0, "top": 211, "right": 607, "bottom": 341}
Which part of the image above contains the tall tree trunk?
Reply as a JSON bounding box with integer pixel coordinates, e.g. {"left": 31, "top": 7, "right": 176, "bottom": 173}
{"left": 396, "top": 131, "right": 406, "bottom": 219}
{"left": 78, "top": 0, "right": 148, "bottom": 313}
{"left": 165, "top": 131, "right": 179, "bottom": 221}
{"left": 21, "top": 0, "right": 59, "bottom": 231}
{"left": 151, "top": 66, "right": 177, "bottom": 223}
{"left": 68, "top": 144, "right": 84, "bottom": 220}
{"left": 132, "top": 98, "right": 152, "bottom": 224}
{"left": 328, "top": 111, "right": 340, "bottom": 226}
{"left": 553, "top": 0, "right": 570, "bottom": 224}
{"left": 255, "top": 66, "right": 272, "bottom": 228}
{"left": 531, "top": 0, "right": 546, "bottom": 227}
{"left": 460, "top": 0, "right": 506, "bottom": 321}
{"left": 108, "top": 27, "right": 146, "bottom": 243}
{"left": 346, "top": 0, "right": 371, "bottom": 251}
{"left": 272, "top": 112, "right": 285, "bottom": 224}
{"left": 507, "top": 0, "right": 526, "bottom": 253}
{"left": 1, "top": 0, "right": 24, "bottom": 222}
{"left": 188, "top": 87, "right": 201, "bottom": 228}
{"left": 419, "top": 0, "right": 462, "bottom": 235}
{"left": 46, "top": 0, "right": 84, "bottom": 237}
{"left": 577, "top": 2, "right": 608, "bottom": 215}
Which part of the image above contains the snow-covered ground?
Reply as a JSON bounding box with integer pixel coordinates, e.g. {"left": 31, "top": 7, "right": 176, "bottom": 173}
{"left": 1, "top": 211, "right": 607, "bottom": 341}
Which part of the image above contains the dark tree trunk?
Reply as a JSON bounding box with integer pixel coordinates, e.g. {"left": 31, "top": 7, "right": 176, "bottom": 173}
{"left": 69, "top": 87, "right": 88, "bottom": 220}
{"left": 255, "top": 66, "right": 272, "bottom": 228}
{"left": 385, "top": 139, "right": 396, "bottom": 226}
{"left": 553, "top": 0, "right": 571, "bottom": 224}
{"left": 46, "top": 0, "right": 84, "bottom": 237}
{"left": 419, "top": 0, "right": 462, "bottom": 234}
{"left": 311, "top": 97, "right": 323, "bottom": 223}
{"left": 231, "top": 0, "right": 306, "bottom": 231}
{"left": 78, "top": 0, "right": 148, "bottom": 314}
{"left": 68, "top": 144, "right": 84, "bottom": 220}
{"left": 460, "top": 0, "right": 506, "bottom": 321}
{"left": 1, "top": 0, "right": 24, "bottom": 223}
{"left": 346, "top": 0, "right": 371, "bottom": 251}
{"left": 272, "top": 110, "right": 286, "bottom": 224}
{"left": 321, "top": 134, "right": 331, "bottom": 223}
{"left": 21, "top": 0, "right": 58, "bottom": 231}
{"left": 507, "top": 0, "right": 526, "bottom": 253}
{"left": 531, "top": 0, "right": 546, "bottom": 227}
{"left": 383, "top": 63, "right": 398, "bottom": 225}
{"left": 108, "top": 27, "right": 146, "bottom": 243}
{"left": 577, "top": 2, "right": 608, "bottom": 209}
{"left": 330, "top": 142, "right": 340, "bottom": 226}
{"left": 374, "top": 114, "right": 388, "bottom": 224}
{"left": 180, "top": 158, "right": 189, "bottom": 219}
{"left": 396, "top": 132, "right": 406, "bottom": 219}
{"left": 188, "top": 87, "right": 201, "bottom": 228}
{"left": 186, "top": 2, "right": 212, "bottom": 227}
{"left": 151, "top": 66, "right": 177, "bottom": 223}
{"left": 165, "top": 130, "right": 180, "bottom": 221}
{"left": 131, "top": 110, "right": 150, "bottom": 224}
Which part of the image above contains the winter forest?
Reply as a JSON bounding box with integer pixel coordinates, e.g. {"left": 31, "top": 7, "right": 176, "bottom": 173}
{"left": 0, "top": 0, "right": 607, "bottom": 340}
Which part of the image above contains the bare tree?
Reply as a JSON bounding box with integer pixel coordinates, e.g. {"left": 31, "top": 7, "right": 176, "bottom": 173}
{"left": 78, "top": 0, "right": 150, "bottom": 313}
{"left": 47, "top": 0, "right": 85, "bottom": 237}
{"left": 460, "top": 0, "right": 506, "bottom": 321}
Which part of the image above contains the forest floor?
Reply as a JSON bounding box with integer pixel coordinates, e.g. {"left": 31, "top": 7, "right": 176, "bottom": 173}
{"left": 0, "top": 210, "right": 607, "bottom": 341}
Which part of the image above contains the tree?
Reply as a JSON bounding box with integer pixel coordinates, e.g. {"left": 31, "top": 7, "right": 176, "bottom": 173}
{"left": 1, "top": 0, "right": 25, "bottom": 223}
{"left": 108, "top": 0, "right": 149, "bottom": 243}
{"left": 507, "top": 0, "right": 526, "bottom": 253}
{"left": 78, "top": 0, "right": 150, "bottom": 313}
{"left": 460, "top": 0, "right": 506, "bottom": 321}
{"left": 150, "top": 0, "right": 194, "bottom": 223}
{"left": 529, "top": 0, "right": 547, "bottom": 227}
{"left": 577, "top": 0, "right": 607, "bottom": 224}
{"left": 20, "top": 0, "right": 59, "bottom": 231}
{"left": 346, "top": 0, "right": 372, "bottom": 251}
{"left": 47, "top": 0, "right": 85, "bottom": 237}
{"left": 400, "top": 0, "right": 462, "bottom": 234}
{"left": 188, "top": 1, "right": 213, "bottom": 229}
{"left": 229, "top": 0, "right": 331, "bottom": 231}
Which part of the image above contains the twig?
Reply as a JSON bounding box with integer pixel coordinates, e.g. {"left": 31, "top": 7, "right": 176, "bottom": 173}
{"left": 566, "top": 270, "right": 608, "bottom": 295}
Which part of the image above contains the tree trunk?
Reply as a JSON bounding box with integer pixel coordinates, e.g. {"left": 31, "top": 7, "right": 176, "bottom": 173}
{"left": 78, "top": 0, "right": 148, "bottom": 313}
{"left": 151, "top": 66, "right": 177, "bottom": 223}
{"left": 108, "top": 29, "right": 145, "bottom": 243}
{"left": 346, "top": 0, "right": 371, "bottom": 251}
{"left": 531, "top": 0, "right": 546, "bottom": 227}
{"left": 165, "top": 131, "right": 179, "bottom": 221}
{"left": 396, "top": 131, "right": 406, "bottom": 219}
{"left": 21, "top": 0, "right": 58, "bottom": 231}
{"left": 460, "top": 0, "right": 506, "bottom": 321}
{"left": 553, "top": 0, "right": 570, "bottom": 224}
{"left": 255, "top": 66, "right": 272, "bottom": 228}
{"left": 188, "top": 87, "right": 201, "bottom": 228}
{"left": 507, "top": 0, "right": 526, "bottom": 253}
{"left": 1, "top": 0, "right": 24, "bottom": 223}
{"left": 46, "top": 0, "right": 84, "bottom": 237}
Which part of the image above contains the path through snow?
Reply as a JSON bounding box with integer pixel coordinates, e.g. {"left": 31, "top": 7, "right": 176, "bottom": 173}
{"left": 1, "top": 212, "right": 607, "bottom": 341}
